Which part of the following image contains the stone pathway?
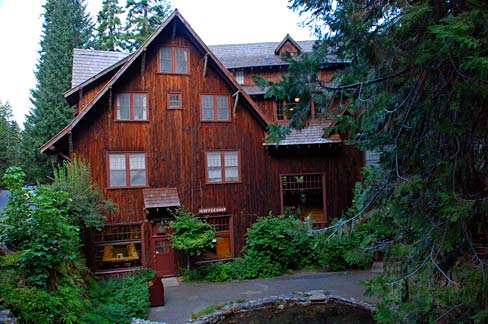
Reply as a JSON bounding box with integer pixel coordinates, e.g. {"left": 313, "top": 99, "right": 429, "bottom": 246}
{"left": 148, "top": 268, "right": 380, "bottom": 324}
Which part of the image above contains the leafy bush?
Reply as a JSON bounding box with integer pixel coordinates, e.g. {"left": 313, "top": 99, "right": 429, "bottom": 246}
{"left": 169, "top": 208, "right": 216, "bottom": 269}
{"left": 50, "top": 157, "right": 116, "bottom": 229}
{"left": 243, "top": 213, "right": 313, "bottom": 272}
{"left": 81, "top": 270, "right": 155, "bottom": 324}
{"left": 184, "top": 213, "right": 314, "bottom": 281}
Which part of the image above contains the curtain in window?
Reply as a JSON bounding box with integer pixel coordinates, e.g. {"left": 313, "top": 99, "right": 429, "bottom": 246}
{"left": 207, "top": 152, "right": 222, "bottom": 182}
{"left": 201, "top": 95, "right": 214, "bottom": 120}
{"left": 175, "top": 48, "right": 188, "bottom": 73}
{"left": 129, "top": 154, "right": 146, "bottom": 186}
{"left": 110, "top": 154, "right": 126, "bottom": 186}
{"left": 133, "top": 94, "right": 147, "bottom": 120}
{"left": 117, "top": 94, "right": 130, "bottom": 120}
{"left": 224, "top": 152, "right": 239, "bottom": 181}
{"left": 216, "top": 96, "right": 229, "bottom": 120}
{"left": 160, "top": 48, "right": 172, "bottom": 72}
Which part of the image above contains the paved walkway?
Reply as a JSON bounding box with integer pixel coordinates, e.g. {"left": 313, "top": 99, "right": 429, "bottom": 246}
{"left": 148, "top": 268, "right": 380, "bottom": 324}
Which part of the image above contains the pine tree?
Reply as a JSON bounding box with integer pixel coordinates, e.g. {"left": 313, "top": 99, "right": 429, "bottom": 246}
{"left": 93, "top": 0, "right": 125, "bottom": 51}
{"left": 123, "top": 0, "right": 172, "bottom": 52}
{"left": 0, "top": 101, "right": 20, "bottom": 178}
{"left": 263, "top": 0, "right": 487, "bottom": 321}
{"left": 21, "top": 0, "right": 93, "bottom": 182}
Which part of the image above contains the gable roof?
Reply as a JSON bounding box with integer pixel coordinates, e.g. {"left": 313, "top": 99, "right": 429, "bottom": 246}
{"left": 68, "top": 40, "right": 321, "bottom": 88}
{"left": 274, "top": 34, "right": 302, "bottom": 55}
{"left": 41, "top": 10, "right": 268, "bottom": 154}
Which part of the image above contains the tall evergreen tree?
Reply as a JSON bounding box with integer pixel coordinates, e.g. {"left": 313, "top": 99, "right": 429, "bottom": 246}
{"left": 21, "top": 0, "right": 93, "bottom": 182}
{"left": 93, "top": 0, "right": 125, "bottom": 51}
{"left": 261, "top": 0, "right": 487, "bottom": 321}
{"left": 0, "top": 101, "right": 20, "bottom": 179}
{"left": 123, "top": 0, "right": 172, "bottom": 52}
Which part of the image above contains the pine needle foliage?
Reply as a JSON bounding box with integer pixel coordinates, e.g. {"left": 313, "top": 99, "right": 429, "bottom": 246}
{"left": 22, "top": 0, "right": 93, "bottom": 183}
{"left": 260, "top": 0, "right": 488, "bottom": 321}
{"left": 93, "top": 0, "right": 125, "bottom": 51}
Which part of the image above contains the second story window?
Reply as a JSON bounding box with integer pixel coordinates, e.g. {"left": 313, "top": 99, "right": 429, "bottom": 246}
{"left": 168, "top": 92, "right": 182, "bottom": 109}
{"left": 109, "top": 153, "right": 147, "bottom": 188}
{"left": 234, "top": 70, "right": 244, "bottom": 84}
{"left": 159, "top": 47, "right": 189, "bottom": 74}
{"left": 116, "top": 93, "right": 147, "bottom": 121}
{"left": 201, "top": 95, "right": 230, "bottom": 121}
{"left": 206, "top": 151, "right": 240, "bottom": 183}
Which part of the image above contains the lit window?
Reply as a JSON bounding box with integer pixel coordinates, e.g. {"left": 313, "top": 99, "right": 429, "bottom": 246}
{"left": 201, "top": 95, "right": 230, "bottom": 121}
{"left": 116, "top": 93, "right": 147, "bottom": 121}
{"left": 109, "top": 153, "right": 147, "bottom": 187}
{"left": 168, "top": 92, "right": 182, "bottom": 109}
{"left": 199, "top": 215, "right": 232, "bottom": 260}
{"left": 159, "top": 47, "right": 189, "bottom": 74}
{"left": 93, "top": 224, "right": 142, "bottom": 273}
{"left": 206, "top": 151, "right": 240, "bottom": 183}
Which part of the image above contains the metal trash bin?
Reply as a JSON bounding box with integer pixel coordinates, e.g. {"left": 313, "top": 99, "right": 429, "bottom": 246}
{"left": 148, "top": 275, "right": 165, "bottom": 306}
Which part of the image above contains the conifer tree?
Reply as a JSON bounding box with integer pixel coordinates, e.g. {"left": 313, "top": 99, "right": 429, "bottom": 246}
{"left": 123, "top": 0, "right": 172, "bottom": 52}
{"left": 21, "top": 0, "right": 93, "bottom": 182}
{"left": 261, "top": 0, "right": 487, "bottom": 321}
{"left": 0, "top": 101, "right": 20, "bottom": 178}
{"left": 93, "top": 0, "right": 125, "bottom": 51}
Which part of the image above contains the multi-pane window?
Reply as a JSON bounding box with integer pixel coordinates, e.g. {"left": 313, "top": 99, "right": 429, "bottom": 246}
{"left": 206, "top": 151, "right": 240, "bottom": 183}
{"left": 116, "top": 93, "right": 147, "bottom": 121}
{"left": 168, "top": 92, "right": 182, "bottom": 109}
{"left": 93, "top": 224, "right": 142, "bottom": 272}
{"left": 199, "top": 214, "right": 232, "bottom": 260}
{"left": 201, "top": 95, "right": 230, "bottom": 121}
{"left": 234, "top": 70, "right": 244, "bottom": 84}
{"left": 109, "top": 153, "right": 147, "bottom": 187}
{"left": 159, "top": 47, "right": 189, "bottom": 74}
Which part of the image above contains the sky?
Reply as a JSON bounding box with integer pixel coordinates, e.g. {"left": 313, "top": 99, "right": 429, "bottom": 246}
{"left": 0, "top": 0, "right": 313, "bottom": 127}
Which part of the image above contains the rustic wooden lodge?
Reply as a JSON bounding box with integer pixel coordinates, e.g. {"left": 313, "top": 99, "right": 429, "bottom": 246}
{"left": 41, "top": 10, "right": 364, "bottom": 276}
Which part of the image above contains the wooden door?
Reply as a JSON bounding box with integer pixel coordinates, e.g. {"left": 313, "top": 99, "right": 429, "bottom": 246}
{"left": 151, "top": 236, "right": 175, "bottom": 277}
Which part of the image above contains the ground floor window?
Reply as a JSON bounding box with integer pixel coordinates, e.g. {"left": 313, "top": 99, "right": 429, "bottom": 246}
{"left": 281, "top": 174, "right": 326, "bottom": 225}
{"left": 199, "top": 214, "right": 232, "bottom": 261}
{"left": 93, "top": 224, "right": 142, "bottom": 272}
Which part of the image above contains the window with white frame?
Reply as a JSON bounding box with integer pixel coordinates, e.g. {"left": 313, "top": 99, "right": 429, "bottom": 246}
{"left": 206, "top": 151, "right": 240, "bottom": 183}
{"left": 168, "top": 92, "right": 182, "bottom": 109}
{"left": 109, "top": 153, "right": 147, "bottom": 187}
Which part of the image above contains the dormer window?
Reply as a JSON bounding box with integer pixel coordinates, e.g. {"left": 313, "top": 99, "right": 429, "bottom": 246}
{"left": 234, "top": 71, "right": 244, "bottom": 84}
{"left": 159, "top": 47, "right": 189, "bottom": 74}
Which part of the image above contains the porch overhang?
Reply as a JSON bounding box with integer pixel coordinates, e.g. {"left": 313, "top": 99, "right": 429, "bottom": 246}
{"left": 143, "top": 188, "right": 181, "bottom": 210}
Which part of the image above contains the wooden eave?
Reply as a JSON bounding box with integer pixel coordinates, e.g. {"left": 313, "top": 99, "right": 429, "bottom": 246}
{"left": 41, "top": 9, "right": 269, "bottom": 154}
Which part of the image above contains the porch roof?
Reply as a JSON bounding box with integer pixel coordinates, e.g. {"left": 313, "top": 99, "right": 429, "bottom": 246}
{"left": 143, "top": 188, "right": 181, "bottom": 209}
{"left": 264, "top": 122, "right": 342, "bottom": 146}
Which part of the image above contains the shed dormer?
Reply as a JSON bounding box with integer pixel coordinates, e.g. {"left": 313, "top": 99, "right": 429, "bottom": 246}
{"left": 274, "top": 34, "right": 302, "bottom": 56}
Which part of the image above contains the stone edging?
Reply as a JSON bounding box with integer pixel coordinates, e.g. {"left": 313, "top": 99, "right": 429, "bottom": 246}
{"left": 187, "top": 290, "right": 376, "bottom": 324}
{"left": 131, "top": 290, "right": 376, "bottom": 324}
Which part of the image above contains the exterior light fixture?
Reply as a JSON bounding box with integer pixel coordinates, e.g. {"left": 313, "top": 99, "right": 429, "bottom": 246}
{"left": 294, "top": 97, "right": 300, "bottom": 103}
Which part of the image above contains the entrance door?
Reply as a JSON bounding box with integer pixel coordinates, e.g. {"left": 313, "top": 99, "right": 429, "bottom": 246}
{"left": 151, "top": 236, "right": 175, "bottom": 276}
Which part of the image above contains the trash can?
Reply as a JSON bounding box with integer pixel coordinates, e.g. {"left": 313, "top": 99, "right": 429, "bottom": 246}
{"left": 148, "top": 275, "right": 165, "bottom": 306}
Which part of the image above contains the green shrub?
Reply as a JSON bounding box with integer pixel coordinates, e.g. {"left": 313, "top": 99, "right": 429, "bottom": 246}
{"left": 81, "top": 270, "right": 155, "bottom": 323}
{"left": 243, "top": 213, "right": 313, "bottom": 272}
